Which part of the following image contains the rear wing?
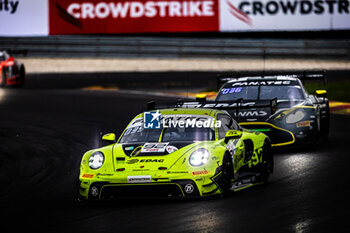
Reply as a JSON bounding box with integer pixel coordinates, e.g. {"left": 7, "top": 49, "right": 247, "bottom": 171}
{"left": 217, "top": 74, "right": 238, "bottom": 90}
{"left": 298, "top": 71, "right": 327, "bottom": 86}
{"left": 146, "top": 98, "right": 277, "bottom": 122}
{"left": 217, "top": 71, "right": 327, "bottom": 89}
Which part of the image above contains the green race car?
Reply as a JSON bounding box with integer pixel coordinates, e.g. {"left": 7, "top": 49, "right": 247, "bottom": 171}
{"left": 78, "top": 108, "right": 273, "bottom": 200}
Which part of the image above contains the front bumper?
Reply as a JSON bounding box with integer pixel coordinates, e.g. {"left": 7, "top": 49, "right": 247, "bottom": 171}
{"left": 78, "top": 170, "right": 224, "bottom": 200}
{"left": 82, "top": 180, "right": 199, "bottom": 200}
{"left": 6, "top": 74, "right": 21, "bottom": 86}
{"left": 240, "top": 120, "right": 317, "bottom": 147}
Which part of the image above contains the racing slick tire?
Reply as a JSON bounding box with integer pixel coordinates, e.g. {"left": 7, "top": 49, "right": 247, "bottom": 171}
{"left": 218, "top": 153, "right": 234, "bottom": 193}
{"left": 0, "top": 69, "right": 6, "bottom": 87}
{"left": 259, "top": 140, "right": 273, "bottom": 184}
{"left": 320, "top": 100, "right": 330, "bottom": 142}
{"left": 17, "top": 64, "right": 25, "bottom": 87}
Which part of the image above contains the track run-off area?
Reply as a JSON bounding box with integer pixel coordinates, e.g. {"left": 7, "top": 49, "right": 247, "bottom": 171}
{"left": 0, "top": 72, "right": 349, "bottom": 233}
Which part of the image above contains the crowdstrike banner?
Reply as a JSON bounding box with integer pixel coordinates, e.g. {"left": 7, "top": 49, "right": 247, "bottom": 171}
{"left": 0, "top": 0, "right": 349, "bottom": 36}
{"left": 220, "top": 0, "right": 350, "bottom": 31}
{"left": 49, "top": 0, "right": 219, "bottom": 34}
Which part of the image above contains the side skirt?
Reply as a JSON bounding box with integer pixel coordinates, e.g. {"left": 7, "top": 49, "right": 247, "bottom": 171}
{"left": 230, "top": 171, "right": 264, "bottom": 192}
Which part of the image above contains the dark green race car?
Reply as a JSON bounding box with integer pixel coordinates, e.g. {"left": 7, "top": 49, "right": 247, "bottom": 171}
{"left": 215, "top": 73, "right": 329, "bottom": 147}
{"left": 188, "top": 72, "right": 329, "bottom": 147}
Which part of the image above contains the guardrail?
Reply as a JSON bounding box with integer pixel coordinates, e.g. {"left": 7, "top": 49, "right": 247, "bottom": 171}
{"left": 1, "top": 36, "right": 350, "bottom": 59}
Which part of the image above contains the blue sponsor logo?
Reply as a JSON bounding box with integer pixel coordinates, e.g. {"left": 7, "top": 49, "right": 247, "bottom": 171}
{"left": 143, "top": 110, "right": 161, "bottom": 129}
{"left": 222, "top": 87, "right": 242, "bottom": 95}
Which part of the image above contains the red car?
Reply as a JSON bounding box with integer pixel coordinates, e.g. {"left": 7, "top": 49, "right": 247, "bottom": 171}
{"left": 0, "top": 51, "right": 25, "bottom": 87}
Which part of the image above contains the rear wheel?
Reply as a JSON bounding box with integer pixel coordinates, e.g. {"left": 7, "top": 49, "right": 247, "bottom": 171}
{"left": 18, "top": 64, "right": 25, "bottom": 87}
{"left": 259, "top": 141, "right": 273, "bottom": 183}
{"left": 218, "top": 153, "right": 233, "bottom": 192}
{"left": 0, "top": 69, "right": 6, "bottom": 87}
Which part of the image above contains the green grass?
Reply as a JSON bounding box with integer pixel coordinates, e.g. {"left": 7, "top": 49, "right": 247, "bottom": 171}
{"left": 304, "top": 81, "right": 350, "bottom": 102}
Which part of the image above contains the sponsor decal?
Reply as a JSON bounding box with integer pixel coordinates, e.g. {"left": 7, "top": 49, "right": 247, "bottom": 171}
{"left": 184, "top": 183, "right": 195, "bottom": 193}
{"left": 126, "top": 158, "right": 165, "bottom": 164}
{"left": 231, "top": 80, "right": 291, "bottom": 86}
{"left": 234, "top": 110, "right": 268, "bottom": 117}
{"left": 141, "top": 142, "right": 169, "bottom": 153}
{"left": 234, "top": 152, "right": 244, "bottom": 166}
{"left": 82, "top": 173, "right": 94, "bottom": 178}
{"left": 124, "top": 126, "right": 143, "bottom": 136}
{"left": 0, "top": 0, "right": 19, "bottom": 14}
{"left": 182, "top": 101, "right": 257, "bottom": 108}
{"left": 221, "top": 0, "right": 350, "bottom": 31}
{"left": 192, "top": 170, "right": 209, "bottom": 175}
{"left": 167, "top": 171, "right": 188, "bottom": 174}
{"left": 90, "top": 186, "right": 99, "bottom": 196}
{"left": 166, "top": 145, "right": 178, "bottom": 154}
{"left": 127, "top": 175, "right": 151, "bottom": 183}
{"left": 128, "top": 117, "right": 143, "bottom": 128}
{"left": 65, "top": 1, "right": 215, "bottom": 19}
{"left": 296, "top": 120, "right": 311, "bottom": 127}
{"left": 97, "top": 173, "right": 114, "bottom": 177}
{"left": 226, "top": 139, "right": 236, "bottom": 154}
{"left": 125, "top": 146, "right": 135, "bottom": 151}
{"left": 49, "top": 0, "right": 219, "bottom": 34}
{"left": 250, "top": 128, "right": 270, "bottom": 132}
{"left": 238, "top": 0, "right": 350, "bottom": 18}
{"left": 221, "top": 87, "right": 242, "bottom": 94}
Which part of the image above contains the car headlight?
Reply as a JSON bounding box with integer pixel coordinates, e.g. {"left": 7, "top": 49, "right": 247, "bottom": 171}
{"left": 189, "top": 149, "right": 210, "bottom": 167}
{"left": 285, "top": 109, "right": 305, "bottom": 124}
{"left": 88, "top": 152, "right": 104, "bottom": 169}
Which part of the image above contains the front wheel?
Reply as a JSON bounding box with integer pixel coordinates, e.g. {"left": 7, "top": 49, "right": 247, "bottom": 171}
{"left": 320, "top": 101, "right": 330, "bottom": 143}
{"left": 218, "top": 153, "right": 234, "bottom": 192}
{"left": 259, "top": 141, "right": 273, "bottom": 184}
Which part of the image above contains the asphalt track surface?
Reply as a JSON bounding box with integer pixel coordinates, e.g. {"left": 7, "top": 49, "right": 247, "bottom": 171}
{"left": 0, "top": 79, "right": 349, "bottom": 233}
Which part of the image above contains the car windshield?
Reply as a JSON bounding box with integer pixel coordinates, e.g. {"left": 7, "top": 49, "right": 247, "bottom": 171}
{"left": 119, "top": 115, "right": 215, "bottom": 143}
{"left": 162, "top": 127, "right": 215, "bottom": 142}
{"left": 216, "top": 84, "right": 304, "bottom": 101}
{"left": 119, "top": 126, "right": 162, "bottom": 143}
{"left": 259, "top": 85, "right": 304, "bottom": 100}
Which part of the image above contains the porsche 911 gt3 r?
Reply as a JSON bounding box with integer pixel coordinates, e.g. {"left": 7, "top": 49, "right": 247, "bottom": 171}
{"left": 214, "top": 73, "right": 329, "bottom": 147}
{"left": 77, "top": 108, "right": 273, "bottom": 201}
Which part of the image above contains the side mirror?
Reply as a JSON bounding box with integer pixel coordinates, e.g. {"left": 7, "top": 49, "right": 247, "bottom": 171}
{"left": 316, "top": 90, "right": 327, "bottom": 98}
{"left": 196, "top": 94, "right": 206, "bottom": 102}
{"left": 102, "top": 133, "right": 116, "bottom": 143}
{"left": 224, "top": 130, "right": 242, "bottom": 143}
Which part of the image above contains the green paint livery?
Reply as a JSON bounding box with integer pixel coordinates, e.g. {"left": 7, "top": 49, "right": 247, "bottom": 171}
{"left": 77, "top": 108, "right": 273, "bottom": 200}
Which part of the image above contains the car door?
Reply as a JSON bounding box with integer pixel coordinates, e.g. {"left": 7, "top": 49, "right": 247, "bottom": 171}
{"left": 217, "top": 114, "right": 245, "bottom": 172}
